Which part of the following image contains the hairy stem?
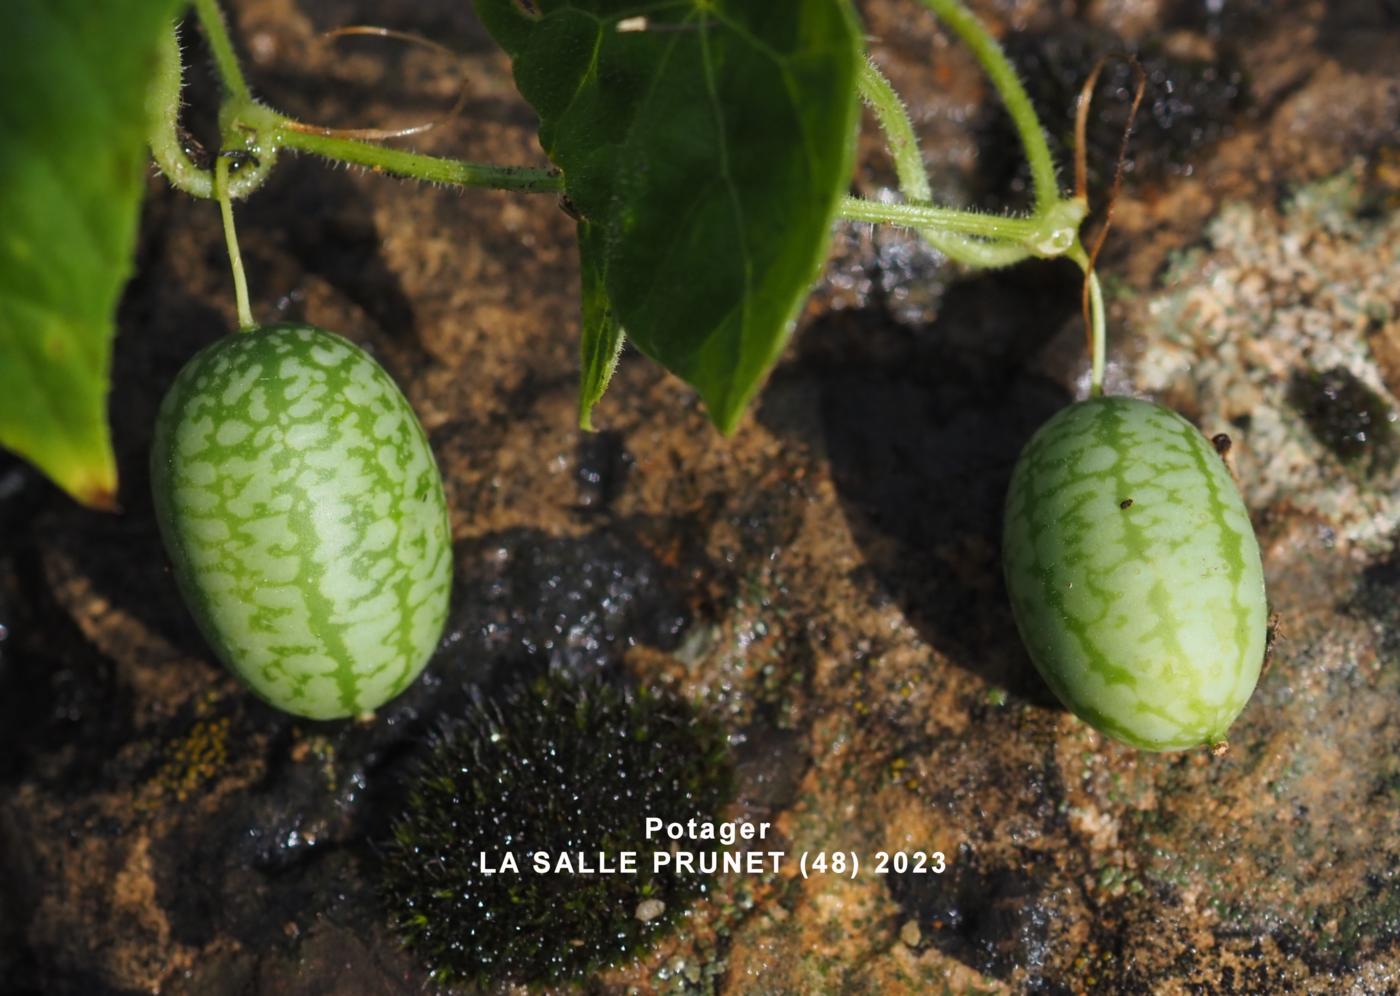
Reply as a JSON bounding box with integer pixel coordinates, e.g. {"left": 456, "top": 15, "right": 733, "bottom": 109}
{"left": 154, "top": 3, "right": 558, "bottom": 199}
{"left": 918, "top": 0, "right": 1059, "bottom": 214}
{"left": 858, "top": 57, "right": 932, "bottom": 203}
{"left": 215, "top": 155, "right": 255, "bottom": 330}
{"left": 274, "top": 126, "right": 565, "bottom": 193}
{"left": 929, "top": 235, "right": 1035, "bottom": 268}
{"left": 148, "top": 24, "right": 276, "bottom": 199}
{"left": 839, "top": 197, "right": 1042, "bottom": 240}
{"left": 858, "top": 58, "right": 1034, "bottom": 268}
{"left": 193, "top": 0, "right": 253, "bottom": 104}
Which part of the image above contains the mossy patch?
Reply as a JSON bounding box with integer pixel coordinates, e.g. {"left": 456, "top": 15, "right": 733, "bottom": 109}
{"left": 380, "top": 673, "right": 732, "bottom": 986}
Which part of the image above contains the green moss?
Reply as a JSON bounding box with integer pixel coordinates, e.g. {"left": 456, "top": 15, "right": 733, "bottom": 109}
{"left": 380, "top": 673, "right": 732, "bottom": 986}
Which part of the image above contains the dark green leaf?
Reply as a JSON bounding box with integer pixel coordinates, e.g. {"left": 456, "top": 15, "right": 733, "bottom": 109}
{"left": 576, "top": 222, "right": 626, "bottom": 431}
{"left": 0, "top": 0, "right": 182, "bottom": 507}
{"left": 476, "top": 0, "right": 862, "bottom": 433}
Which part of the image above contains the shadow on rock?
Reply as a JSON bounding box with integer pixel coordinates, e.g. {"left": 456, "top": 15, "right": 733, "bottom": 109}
{"left": 775, "top": 264, "right": 1079, "bottom": 705}
{"left": 890, "top": 844, "right": 1062, "bottom": 991}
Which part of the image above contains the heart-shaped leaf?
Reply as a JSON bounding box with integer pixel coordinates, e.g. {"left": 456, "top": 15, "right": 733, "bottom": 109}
{"left": 476, "top": 0, "right": 862, "bottom": 433}
{"left": 0, "top": 0, "right": 181, "bottom": 508}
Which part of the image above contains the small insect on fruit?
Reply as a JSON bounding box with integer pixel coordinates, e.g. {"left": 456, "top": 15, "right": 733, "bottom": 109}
{"left": 151, "top": 324, "right": 452, "bottom": 720}
{"left": 1002, "top": 395, "right": 1268, "bottom": 751}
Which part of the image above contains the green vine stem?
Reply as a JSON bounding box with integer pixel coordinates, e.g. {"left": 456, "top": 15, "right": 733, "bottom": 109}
{"left": 858, "top": 58, "right": 932, "bottom": 203}
{"left": 165, "top": 0, "right": 1106, "bottom": 385}
{"left": 857, "top": 56, "right": 1034, "bottom": 269}
{"left": 856, "top": 1, "right": 1111, "bottom": 391}
{"left": 193, "top": 0, "right": 252, "bottom": 106}
{"left": 839, "top": 197, "right": 1038, "bottom": 239}
{"left": 918, "top": 0, "right": 1059, "bottom": 215}
{"left": 272, "top": 126, "right": 564, "bottom": 193}
{"left": 148, "top": 25, "right": 277, "bottom": 200}
{"left": 151, "top": 3, "right": 561, "bottom": 200}
{"left": 214, "top": 154, "right": 255, "bottom": 330}
{"left": 839, "top": 195, "right": 1084, "bottom": 258}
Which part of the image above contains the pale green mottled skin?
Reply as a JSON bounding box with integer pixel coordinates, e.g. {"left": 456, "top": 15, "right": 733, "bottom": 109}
{"left": 151, "top": 324, "right": 452, "bottom": 720}
{"left": 1003, "top": 396, "right": 1267, "bottom": 751}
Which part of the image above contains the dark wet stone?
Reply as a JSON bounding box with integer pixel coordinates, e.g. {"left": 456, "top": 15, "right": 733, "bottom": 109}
{"left": 0, "top": 584, "right": 135, "bottom": 793}
{"left": 437, "top": 524, "right": 692, "bottom": 687}
{"left": 890, "top": 844, "right": 1060, "bottom": 989}
{"left": 731, "top": 726, "right": 808, "bottom": 815}
{"left": 978, "top": 23, "right": 1248, "bottom": 203}
{"left": 1287, "top": 366, "right": 1398, "bottom": 476}
{"left": 573, "top": 429, "right": 632, "bottom": 512}
{"left": 1350, "top": 553, "right": 1400, "bottom": 663}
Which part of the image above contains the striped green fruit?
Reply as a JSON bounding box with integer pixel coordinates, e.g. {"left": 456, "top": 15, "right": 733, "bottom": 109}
{"left": 151, "top": 324, "right": 452, "bottom": 720}
{"left": 1002, "top": 396, "right": 1267, "bottom": 751}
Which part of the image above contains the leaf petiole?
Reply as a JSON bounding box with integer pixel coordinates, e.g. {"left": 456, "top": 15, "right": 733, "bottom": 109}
{"left": 839, "top": 197, "right": 1040, "bottom": 240}
{"left": 271, "top": 126, "right": 564, "bottom": 194}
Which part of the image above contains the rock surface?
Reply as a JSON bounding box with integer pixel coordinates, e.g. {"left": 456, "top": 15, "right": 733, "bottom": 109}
{"left": 3, "top": 0, "right": 1400, "bottom": 993}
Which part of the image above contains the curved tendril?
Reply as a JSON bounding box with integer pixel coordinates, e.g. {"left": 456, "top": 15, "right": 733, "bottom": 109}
{"left": 1068, "top": 54, "right": 1146, "bottom": 396}
{"left": 280, "top": 25, "right": 471, "bottom": 141}
{"left": 1074, "top": 53, "right": 1147, "bottom": 270}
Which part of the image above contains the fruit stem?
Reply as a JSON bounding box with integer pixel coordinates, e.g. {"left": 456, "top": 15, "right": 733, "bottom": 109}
{"left": 1069, "top": 241, "right": 1107, "bottom": 396}
{"left": 916, "top": 0, "right": 1059, "bottom": 215}
{"left": 1086, "top": 267, "right": 1105, "bottom": 396}
{"left": 272, "top": 125, "right": 565, "bottom": 193}
{"left": 214, "top": 155, "right": 256, "bottom": 330}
